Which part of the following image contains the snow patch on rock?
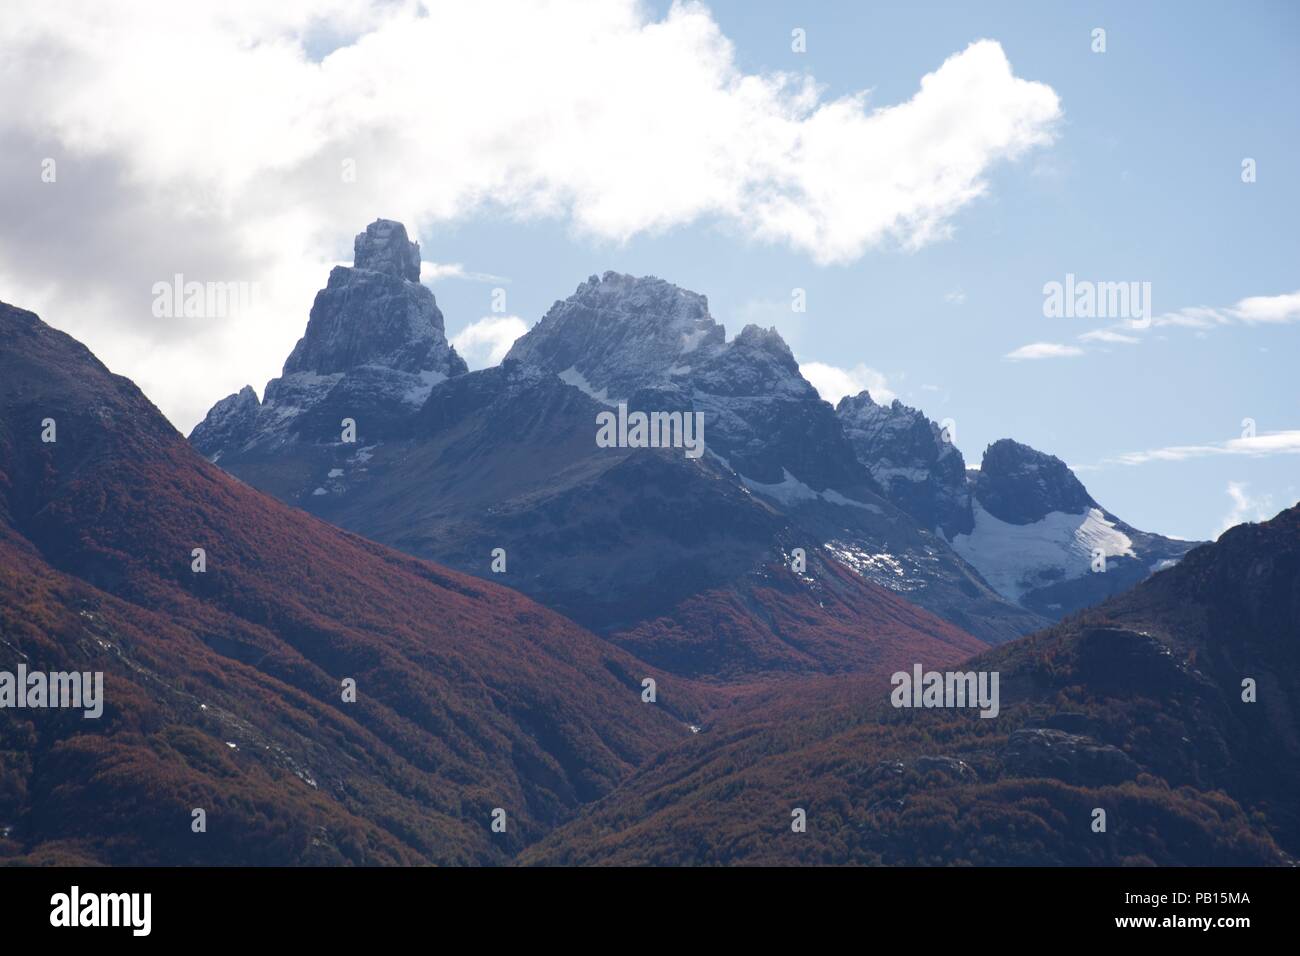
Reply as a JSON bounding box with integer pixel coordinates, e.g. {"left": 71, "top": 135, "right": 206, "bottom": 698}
{"left": 740, "top": 469, "right": 874, "bottom": 511}
{"left": 559, "top": 365, "right": 615, "bottom": 406}
{"left": 951, "top": 504, "right": 1134, "bottom": 602}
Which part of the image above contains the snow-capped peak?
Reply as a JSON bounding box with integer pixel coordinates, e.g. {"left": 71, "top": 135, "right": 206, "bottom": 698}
{"left": 504, "top": 272, "right": 725, "bottom": 398}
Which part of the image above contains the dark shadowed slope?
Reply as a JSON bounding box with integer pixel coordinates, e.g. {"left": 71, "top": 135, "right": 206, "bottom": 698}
{"left": 0, "top": 301, "right": 699, "bottom": 865}
{"left": 524, "top": 504, "right": 1300, "bottom": 866}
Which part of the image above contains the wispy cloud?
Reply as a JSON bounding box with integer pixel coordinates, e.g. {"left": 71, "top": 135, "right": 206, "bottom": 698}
{"left": 1077, "top": 328, "right": 1139, "bottom": 344}
{"left": 1150, "top": 306, "right": 1231, "bottom": 330}
{"left": 420, "top": 262, "right": 509, "bottom": 284}
{"left": 1099, "top": 430, "right": 1300, "bottom": 467}
{"left": 1009, "top": 289, "right": 1300, "bottom": 363}
{"left": 1004, "top": 342, "right": 1084, "bottom": 360}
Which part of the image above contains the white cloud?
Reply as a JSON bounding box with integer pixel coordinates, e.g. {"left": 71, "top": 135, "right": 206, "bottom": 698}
{"left": 1004, "top": 342, "right": 1084, "bottom": 360}
{"left": 944, "top": 289, "right": 967, "bottom": 305}
{"left": 421, "top": 262, "right": 466, "bottom": 283}
{"left": 1101, "top": 430, "right": 1300, "bottom": 467}
{"left": 0, "top": 1, "right": 1060, "bottom": 431}
{"left": 1151, "top": 306, "right": 1228, "bottom": 330}
{"left": 450, "top": 316, "right": 529, "bottom": 368}
{"left": 800, "top": 361, "right": 895, "bottom": 406}
{"left": 1216, "top": 481, "right": 1275, "bottom": 538}
{"left": 1147, "top": 291, "right": 1300, "bottom": 331}
{"left": 0, "top": 3, "right": 1059, "bottom": 264}
{"left": 420, "top": 262, "right": 508, "bottom": 284}
{"left": 1230, "top": 290, "right": 1300, "bottom": 324}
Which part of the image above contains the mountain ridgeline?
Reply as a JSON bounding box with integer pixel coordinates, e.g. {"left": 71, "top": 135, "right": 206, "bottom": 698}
{"left": 192, "top": 220, "right": 1194, "bottom": 673}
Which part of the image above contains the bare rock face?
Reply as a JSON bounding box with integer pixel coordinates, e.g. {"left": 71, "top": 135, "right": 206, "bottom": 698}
{"left": 1002, "top": 727, "right": 1140, "bottom": 785}
{"left": 975, "top": 438, "right": 1097, "bottom": 525}
{"left": 352, "top": 218, "right": 421, "bottom": 282}
{"left": 1076, "top": 626, "right": 1183, "bottom": 691}
{"left": 283, "top": 220, "right": 460, "bottom": 377}
{"left": 280, "top": 265, "right": 460, "bottom": 377}
{"left": 505, "top": 272, "right": 870, "bottom": 493}
{"left": 836, "top": 391, "right": 974, "bottom": 538}
{"left": 188, "top": 385, "right": 259, "bottom": 461}
{"left": 505, "top": 271, "right": 723, "bottom": 400}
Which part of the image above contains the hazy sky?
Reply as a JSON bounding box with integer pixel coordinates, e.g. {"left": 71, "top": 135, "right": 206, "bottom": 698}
{"left": 1, "top": 0, "right": 1296, "bottom": 541}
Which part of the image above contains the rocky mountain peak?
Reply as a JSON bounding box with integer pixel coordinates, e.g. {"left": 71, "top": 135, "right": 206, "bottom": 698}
{"left": 576, "top": 271, "right": 711, "bottom": 321}
{"left": 835, "top": 390, "right": 881, "bottom": 417}
{"left": 974, "top": 438, "right": 1097, "bottom": 525}
{"left": 731, "top": 324, "right": 796, "bottom": 365}
{"left": 505, "top": 272, "right": 724, "bottom": 398}
{"left": 837, "top": 391, "right": 953, "bottom": 450}
{"left": 188, "top": 384, "right": 261, "bottom": 457}
{"left": 353, "top": 218, "right": 421, "bottom": 282}
{"left": 190, "top": 220, "right": 466, "bottom": 457}
{"left": 836, "top": 390, "right": 973, "bottom": 537}
{"left": 279, "top": 220, "right": 463, "bottom": 378}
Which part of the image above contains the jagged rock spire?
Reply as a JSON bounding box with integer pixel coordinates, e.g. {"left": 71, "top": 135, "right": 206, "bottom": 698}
{"left": 280, "top": 220, "right": 463, "bottom": 378}
{"left": 353, "top": 219, "right": 422, "bottom": 282}
{"left": 190, "top": 219, "right": 466, "bottom": 456}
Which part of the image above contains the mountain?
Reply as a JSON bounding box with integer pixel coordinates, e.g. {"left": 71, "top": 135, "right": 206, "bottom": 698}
{"left": 193, "top": 359, "right": 988, "bottom": 682}
{"left": 836, "top": 391, "right": 972, "bottom": 538}
{"left": 501, "top": 273, "right": 1049, "bottom": 647}
{"left": 504, "top": 272, "right": 723, "bottom": 403}
{"left": 524, "top": 503, "right": 1300, "bottom": 866}
{"left": 837, "top": 392, "right": 1199, "bottom": 619}
{"left": 507, "top": 273, "right": 876, "bottom": 498}
{"left": 953, "top": 439, "right": 1199, "bottom": 617}
{"left": 0, "top": 300, "right": 696, "bottom": 865}
{"left": 190, "top": 219, "right": 467, "bottom": 457}
{"left": 193, "top": 241, "right": 1047, "bottom": 675}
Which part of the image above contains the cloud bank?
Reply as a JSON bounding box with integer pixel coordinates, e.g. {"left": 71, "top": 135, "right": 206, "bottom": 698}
{"left": 0, "top": 0, "right": 1060, "bottom": 430}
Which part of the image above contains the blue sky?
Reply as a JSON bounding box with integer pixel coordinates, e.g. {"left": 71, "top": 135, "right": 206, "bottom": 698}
{"left": 1, "top": 0, "right": 1295, "bottom": 541}
{"left": 424, "top": 1, "right": 1300, "bottom": 541}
